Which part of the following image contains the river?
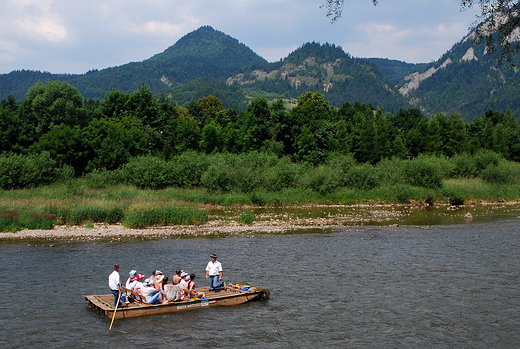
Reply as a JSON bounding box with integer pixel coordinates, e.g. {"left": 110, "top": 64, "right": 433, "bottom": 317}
{"left": 1, "top": 211, "right": 519, "bottom": 348}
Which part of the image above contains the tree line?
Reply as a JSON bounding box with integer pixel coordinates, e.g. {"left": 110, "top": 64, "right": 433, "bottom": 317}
{"left": 1, "top": 79, "right": 519, "bottom": 185}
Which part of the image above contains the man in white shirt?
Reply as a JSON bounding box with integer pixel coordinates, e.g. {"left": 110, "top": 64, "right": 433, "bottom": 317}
{"left": 205, "top": 253, "right": 224, "bottom": 291}
{"left": 108, "top": 264, "right": 121, "bottom": 308}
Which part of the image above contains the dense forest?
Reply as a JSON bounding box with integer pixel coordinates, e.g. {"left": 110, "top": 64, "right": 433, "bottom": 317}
{"left": 1, "top": 79, "right": 519, "bottom": 192}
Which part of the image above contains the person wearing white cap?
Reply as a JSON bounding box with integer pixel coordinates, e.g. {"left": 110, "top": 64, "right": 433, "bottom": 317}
{"left": 205, "top": 253, "right": 224, "bottom": 291}
{"left": 179, "top": 272, "right": 189, "bottom": 290}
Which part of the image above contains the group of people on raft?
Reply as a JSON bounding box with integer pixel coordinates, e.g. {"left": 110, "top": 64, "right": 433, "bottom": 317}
{"left": 108, "top": 253, "right": 225, "bottom": 308}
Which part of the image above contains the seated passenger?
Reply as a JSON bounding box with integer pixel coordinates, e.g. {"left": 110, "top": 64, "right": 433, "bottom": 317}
{"left": 162, "top": 276, "right": 184, "bottom": 303}
{"left": 125, "top": 269, "right": 137, "bottom": 291}
{"left": 135, "top": 275, "right": 163, "bottom": 304}
{"left": 146, "top": 269, "right": 163, "bottom": 286}
{"left": 172, "top": 269, "right": 182, "bottom": 285}
{"left": 186, "top": 273, "right": 206, "bottom": 299}
{"left": 179, "top": 272, "right": 189, "bottom": 290}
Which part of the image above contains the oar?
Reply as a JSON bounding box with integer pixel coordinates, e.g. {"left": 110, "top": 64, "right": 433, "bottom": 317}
{"left": 108, "top": 293, "right": 120, "bottom": 333}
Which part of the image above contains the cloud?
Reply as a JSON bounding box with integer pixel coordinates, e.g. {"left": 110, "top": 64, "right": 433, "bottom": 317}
{"left": 0, "top": 0, "right": 483, "bottom": 74}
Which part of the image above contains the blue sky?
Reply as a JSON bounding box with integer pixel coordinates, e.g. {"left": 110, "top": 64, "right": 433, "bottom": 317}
{"left": 0, "top": 0, "right": 480, "bottom": 74}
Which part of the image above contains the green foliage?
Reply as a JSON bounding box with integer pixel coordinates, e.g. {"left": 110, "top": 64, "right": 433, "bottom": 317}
{"left": 345, "top": 163, "right": 380, "bottom": 190}
{"left": 403, "top": 156, "right": 443, "bottom": 189}
{"left": 0, "top": 212, "right": 55, "bottom": 232}
{"left": 84, "top": 168, "right": 117, "bottom": 189}
{"left": 52, "top": 206, "right": 124, "bottom": 225}
{"left": 473, "top": 149, "right": 502, "bottom": 173}
{"left": 480, "top": 160, "right": 520, "bottom": 184}
{"left": 298, "top": 165, "right": 341, "bottom": 194}
{"left": 118, "top": 156, "right": 171, "bottom": 189}
{"left": 237, "top": 212, "right": 255, "bottom": 224}
{"left": 123, "top": 205, "right": 208, "bottom": 228}
{"left": 0, "top": 152, "right": 57, "bottom": 189}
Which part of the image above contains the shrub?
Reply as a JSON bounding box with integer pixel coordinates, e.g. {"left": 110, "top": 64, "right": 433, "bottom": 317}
{"left": 201, "top": 163, "right": 233, "bottom": 193}
{"left": 449, "top": 153, "right": 477, "bottom": 178}
{"left": 325, "top": 153, "right": 358, "bottom": 186}
{"left": 473, "top": 150, "right": 501, "bottom": 173}
{"left": 345, "top": 163, "right": 380, "bottom": 190}
{"left": 262, "top": 157, "right": 299, "bottom": 192}
{"left": 84, "top": 168, "right": 117, "bottom": 189}
{"left": 442, "top": 187, "right": 465, "bottom": 205}
{"left": 119, "top": 156, "right": 170, "bottom": 189}
{"left": 298, "top": 165, "right": 341, "bottom": 195}
{"left": 403, "top": 157, "right": 443, "bottom": 189}
{"left": 480, "top": 161, "right": 519, "bottom": 184}
{"left": 375, "top": 157, "right": 405, "bottom": 186}
{"left": 169, "top": 151, "right": 210, "bottom": 187}
{"left": 0, "top": 152, "right": 57, "bottom": 189}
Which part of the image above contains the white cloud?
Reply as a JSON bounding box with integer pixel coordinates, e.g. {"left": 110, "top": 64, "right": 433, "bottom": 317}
{"left": 0, "top": 0, "right": 483, "bottom": 74}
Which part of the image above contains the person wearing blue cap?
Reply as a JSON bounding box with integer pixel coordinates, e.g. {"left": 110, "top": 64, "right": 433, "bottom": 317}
{"left": 125, "top": 269, "right": 137, "bottom": 300}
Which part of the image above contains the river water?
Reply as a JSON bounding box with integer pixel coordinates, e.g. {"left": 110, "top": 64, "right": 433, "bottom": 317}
{"left": 1, "top": 212, "right": 519, "bottom": 348}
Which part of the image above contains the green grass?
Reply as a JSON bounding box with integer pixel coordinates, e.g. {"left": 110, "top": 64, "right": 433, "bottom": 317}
{"left": 1, "top": 177, "right": 520, "bottom": 232}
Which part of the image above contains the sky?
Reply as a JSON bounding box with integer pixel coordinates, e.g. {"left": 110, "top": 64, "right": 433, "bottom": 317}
{"left": 0, "top": 0, "right": 481, "bottom": 74}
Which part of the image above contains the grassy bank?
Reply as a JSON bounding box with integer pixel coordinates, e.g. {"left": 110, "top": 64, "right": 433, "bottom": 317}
{"left": 0, "top": 177, "right": 519, "bottom": 232}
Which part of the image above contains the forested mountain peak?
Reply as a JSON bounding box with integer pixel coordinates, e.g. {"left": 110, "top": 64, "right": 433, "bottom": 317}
{"left": 151, "top": 25, "right": 267, "bottom": 65}
{"left": 226, "top": 41, "right": 407, "bottom": 112}
{"left": 284, "top": 42, "right": 349, "bottom": 65}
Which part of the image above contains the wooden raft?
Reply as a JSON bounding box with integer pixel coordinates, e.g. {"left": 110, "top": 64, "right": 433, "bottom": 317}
{"left": 85, "top": 285, "right": 268, "bottom": 319}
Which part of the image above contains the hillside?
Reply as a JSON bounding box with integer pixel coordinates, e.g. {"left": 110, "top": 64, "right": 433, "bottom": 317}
{"left": 0, "top": 26, "right": 267, "bottom": 101}
{"left": 394, "top": 34, "right": 520, "bottom": 120}
{"left": 1, "top": 25, "right": 520, "bottom": 118}
{"left": 224, "top": 42, "right": 408, "bottom": 112}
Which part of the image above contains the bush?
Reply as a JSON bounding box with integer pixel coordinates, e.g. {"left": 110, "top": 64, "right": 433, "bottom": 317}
{"left": 201, "top": 163, "right": 234, "bottom": 193}
{"left": 118, "top": 156, "right": 170, "bottom": 189}
{"left": 473, "top": 150, "right": 501, "bottom": 173}
{"left": 480, "top": 161, "right": 519, "bottom": 184}
{"left": 84, "top": 168, "right": 117, "bottom": 189}
{"left": 169, "top": 151, "right": 210, "bottom": 187}
{"left": 262, "top": 157, "right": 299, "bottom": 192}
{"left": 375, "top": 157, "right": 405, "bottom": 186}
{"left": 298, "top": 165, "right": 341, "bottom": 194}
{"left": 442, "top": 187, "right": 465, "bottom": 205}
{"left": 0, "top": 152, "right": 57, "bottom": 189}
{"left": 449, "top": 153, "right": 477, "bottom": 178}
{"left": 345, "top": 163, "right": 380, "bottom": 190}
{"left": 325, "top": 153, "right": 358, "bottom": 186}
{"left": 403, "top": 157, "right": 443, "bottom": 189}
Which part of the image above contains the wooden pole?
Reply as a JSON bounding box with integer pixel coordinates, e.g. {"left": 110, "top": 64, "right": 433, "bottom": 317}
{"left": 108, "top": 293, "right": 120, "bottom": 332}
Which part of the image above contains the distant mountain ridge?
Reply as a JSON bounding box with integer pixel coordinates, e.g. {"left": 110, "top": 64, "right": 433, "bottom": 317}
{"left": 1, "top": 25, "right": 519, "bottom": 119}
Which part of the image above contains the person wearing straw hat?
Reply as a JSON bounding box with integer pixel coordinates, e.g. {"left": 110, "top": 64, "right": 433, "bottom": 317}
{"left": 205, "top": 253, "right": 224, "bottom": 292}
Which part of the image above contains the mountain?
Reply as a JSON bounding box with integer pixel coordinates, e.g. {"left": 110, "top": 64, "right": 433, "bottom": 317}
{"left": 393, "top": 33, "right": 520, "bottom": 120}
{"left": 225, "top": 42, "right": 408, "bottom": 112}
{"left": 0, "top": 26, "right": 268, "bottom": 101}
{"left": 1, "top": 25, "right": 520, "bottom": 119}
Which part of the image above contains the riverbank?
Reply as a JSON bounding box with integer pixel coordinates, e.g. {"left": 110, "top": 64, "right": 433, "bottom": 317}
{"left": 2, "top": 201, "right": 518, "bottom": 240}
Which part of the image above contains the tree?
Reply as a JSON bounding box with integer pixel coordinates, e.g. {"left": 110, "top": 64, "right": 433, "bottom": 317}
{"left": 462, "top": 0, "right": 520, "bottom": 63}
{"left": 20, "top": 80, "right": 87, "bottom": 139}
{"left": 323, "top": 1, "right": 520, "bottom": 62}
